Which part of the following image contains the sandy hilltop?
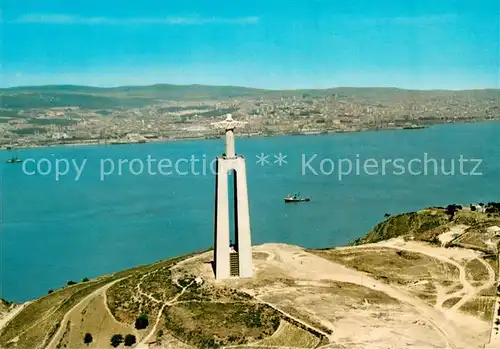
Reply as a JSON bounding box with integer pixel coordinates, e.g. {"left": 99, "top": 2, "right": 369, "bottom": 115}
{"left": 1, "top": 203, "right": 500, "bottom": 349}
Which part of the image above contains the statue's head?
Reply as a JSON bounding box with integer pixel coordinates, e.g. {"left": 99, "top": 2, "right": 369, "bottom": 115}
{"left": 225, "top": 113, "right": 233, "bottom": 121}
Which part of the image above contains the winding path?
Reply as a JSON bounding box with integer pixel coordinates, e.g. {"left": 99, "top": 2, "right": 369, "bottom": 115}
{"left": 340, "top": 239, "right": 496, "bottom": 313}
{"left": 45, "top": 279, "right": 124, "bottom": 349}
{"left": 136, "top": 280, "right": 195, "bottom": 348}
{"left": 259, "top": 244, "right": 474, "bottom": 349}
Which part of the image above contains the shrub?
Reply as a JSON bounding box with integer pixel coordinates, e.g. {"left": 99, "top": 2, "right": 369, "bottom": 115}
{"left": 67, "top": 280, "right": 77, "bottom": 286}
{"left": 178, "top": 276, "right": 194, "bottom": 287}
{"left": 47, "top": 289, "right": 54, "bottom": 294}
{"left": 82, "top": 277, "right": 90, "bottom": 282}
{"left": 429, "top": 236, "right": 441, "bottom": 245}
{"left": 124, "top": 334, "right": 136, "bottom": 346}
{"left": 135, "top": 314, "right": 149, "bottom": 330}
{"left": 446, "top": 205, "right": 458, "bottom": 220}
{"left": 486, "top": 202, "right": 500, "bottom": 214}
{"left": 0, "top": 297, "right": 12, "bottom": 306}
{"left": 83, "top": 333, "right": 93, "bottom": 344}
{"left": 110, "top": 334, "right": 123, "bottom": 348}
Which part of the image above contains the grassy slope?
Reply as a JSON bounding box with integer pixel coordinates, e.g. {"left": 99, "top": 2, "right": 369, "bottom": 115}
{"left": 0, "top": 279, "right": 114, "bottom": 349}
{"left": 0, "top": 253, "right": 194, "bottom": 349}
{"left": 351, "top": 206, "right": 500, "bottom": 247}
{"left": 0, "top": 248, "right": 295, "bottom": 349}
{"left": 351, "top": 209, "right": 449, "bottom": 245}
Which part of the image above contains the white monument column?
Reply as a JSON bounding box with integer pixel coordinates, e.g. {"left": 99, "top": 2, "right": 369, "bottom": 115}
{"left": 214, "top": 159, "right": 230, "bottom": 278}
{"left": 212, "top": 114, "right": 253, "bottom": 280}
{"left": 234, "top": 158, "right": 252, "bottom": 277}
{"left": 225, "top": 129, "right": 236, "bottom": 158}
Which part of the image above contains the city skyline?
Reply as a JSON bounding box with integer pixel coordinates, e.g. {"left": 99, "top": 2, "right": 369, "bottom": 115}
{"left": 2, "top": 0, "right": 499, "bottom": 89}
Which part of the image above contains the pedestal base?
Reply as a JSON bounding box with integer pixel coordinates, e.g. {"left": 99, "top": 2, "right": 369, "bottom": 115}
{"left": 213, "top": 156, "right": 253, "bottom": 280}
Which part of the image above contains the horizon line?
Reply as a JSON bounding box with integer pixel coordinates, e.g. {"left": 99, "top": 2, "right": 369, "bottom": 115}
{"left": 1, "top": 82, "right": 499, "bottom": 92}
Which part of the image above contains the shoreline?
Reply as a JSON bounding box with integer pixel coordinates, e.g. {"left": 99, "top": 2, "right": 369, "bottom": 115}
{"left": 2, "top": 202, "right": 499, "bottom": 303}
{"left": 2, "top": 118, "right": 498, "bottom": 153}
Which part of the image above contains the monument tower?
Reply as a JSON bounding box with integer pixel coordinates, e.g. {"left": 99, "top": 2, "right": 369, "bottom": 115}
{"left": 211, "top": 114, "right": 253, "bottom": 280}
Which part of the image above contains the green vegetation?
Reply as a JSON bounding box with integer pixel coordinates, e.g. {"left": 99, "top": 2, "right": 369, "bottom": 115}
{"left": 106, "top": 265, "right": 179, "bottom": 324}
{"left": 106, "top": 251, "right": 207, "bottom": 325}
{"left": 28, "top": 118, "right": 78, "bottom": 126}
{"left": 0, "top": 297, "right": 12, "bottom": 307}
{"left": 0, "top": 252, "right": 206, "bottom": 349}
{"left": 0, "top": 278, "right": 112, "bottom": 349}
{"left": 486, "top": 202, "right": 500, "bottom": 214}
{"left": 0, "top": 298, "right": 12, "bottom": 314}
{"left": 0, "top": 92, "right": 152, "bottom": 109}
{"left": 163, "top": 302, "right": 280, "bottom": 348}
{"left": 352, "top": 209, "right": 449, "bottom": 245}
{"left": 2, "top": 84, "right": 499, "bottom": 109}
{"left": 0, "top": 110, "right": 20, "bottom": 117}
{"left": 465, "top": 259, "right": 491, "bottom": 282}
{"left": 124, "top": 334, "right": 136, "bottom": 346}
{"left": 83, "top": 332, "right": 93, "bottom": 344}
{"left": 0, "top": 250, "right": 216, "bottom": 349}
{"left": 11, "top": 127, "right": 48, "bottom": 135}
{"left": 351, "top": 205, "right": 500, "bottom": 250}
{"left": 255, "top": 320, "right": 321, "bottom": 348}
{"left": 177, "top": 283, "right": 253, "bottom": 303}
{"left": 140, "top": 270, "right": 284, "bottom": 348}
{"left": 135, "top": 314, "right": 149, "bottom": 330}
{"left": 110, "top": 334, "right": 124, "bottom": 347}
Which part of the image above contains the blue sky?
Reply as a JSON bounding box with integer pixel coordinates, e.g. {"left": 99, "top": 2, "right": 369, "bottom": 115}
{"left": 1, "top": 0, "right": 499, "bottom": 89}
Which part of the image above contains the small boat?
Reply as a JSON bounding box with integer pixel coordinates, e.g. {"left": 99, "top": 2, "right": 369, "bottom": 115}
{"left": 7, "top": 156, "right": 22, "bottom": 164}
{"left": 284, "top": 193, "right": 310, "bottom": 203}
{"left": 402, "top": 124, "right": 426, "bottom": 130}
{"left": 6, "top": 148, "right": 22, "bottom": 163}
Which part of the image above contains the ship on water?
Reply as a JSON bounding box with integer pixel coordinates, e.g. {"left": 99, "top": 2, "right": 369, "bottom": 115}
{"left": 284, "top": 193, "right": 310, "bottom": 203}
{"left": 6, "top": 149, "right": 22, "bottom": 164}
{"left": 7, "top": 156, "right": 22, "bottom": 164}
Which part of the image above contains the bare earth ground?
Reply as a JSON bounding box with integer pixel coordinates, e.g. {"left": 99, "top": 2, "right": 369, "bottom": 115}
{"left": 0, "top": 237, "right": 496, "bottom": 349}
{"left": 175, "top": 238, "right": 494, "bottom": 349}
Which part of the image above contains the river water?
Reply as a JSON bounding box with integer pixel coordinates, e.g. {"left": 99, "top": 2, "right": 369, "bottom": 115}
{"left": 1, "top": 121, "right": 499, "bottom": 301}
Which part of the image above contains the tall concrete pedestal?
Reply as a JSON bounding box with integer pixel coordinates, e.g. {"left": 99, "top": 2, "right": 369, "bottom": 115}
{"left": 211, "top": 114, "right": 253, "bottom": 280}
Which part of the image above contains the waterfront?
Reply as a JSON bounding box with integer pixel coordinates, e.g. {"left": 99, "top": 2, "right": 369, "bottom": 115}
{"left": 1, "top": 121, "right": 500, "bottom": 302}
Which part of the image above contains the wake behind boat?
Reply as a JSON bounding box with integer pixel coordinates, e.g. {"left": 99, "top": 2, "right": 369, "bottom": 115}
{"left": 284, "top": 193, "right": 310, "bottom": 203}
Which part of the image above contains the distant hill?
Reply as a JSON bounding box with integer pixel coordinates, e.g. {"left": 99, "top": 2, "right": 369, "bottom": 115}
{"left": 0, "top": 84, "right": 498, "bottom": 110}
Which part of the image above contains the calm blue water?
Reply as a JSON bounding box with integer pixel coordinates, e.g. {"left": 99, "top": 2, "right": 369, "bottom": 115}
{"left": 1, "top": 122, "right": 499, "bottom": 302}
